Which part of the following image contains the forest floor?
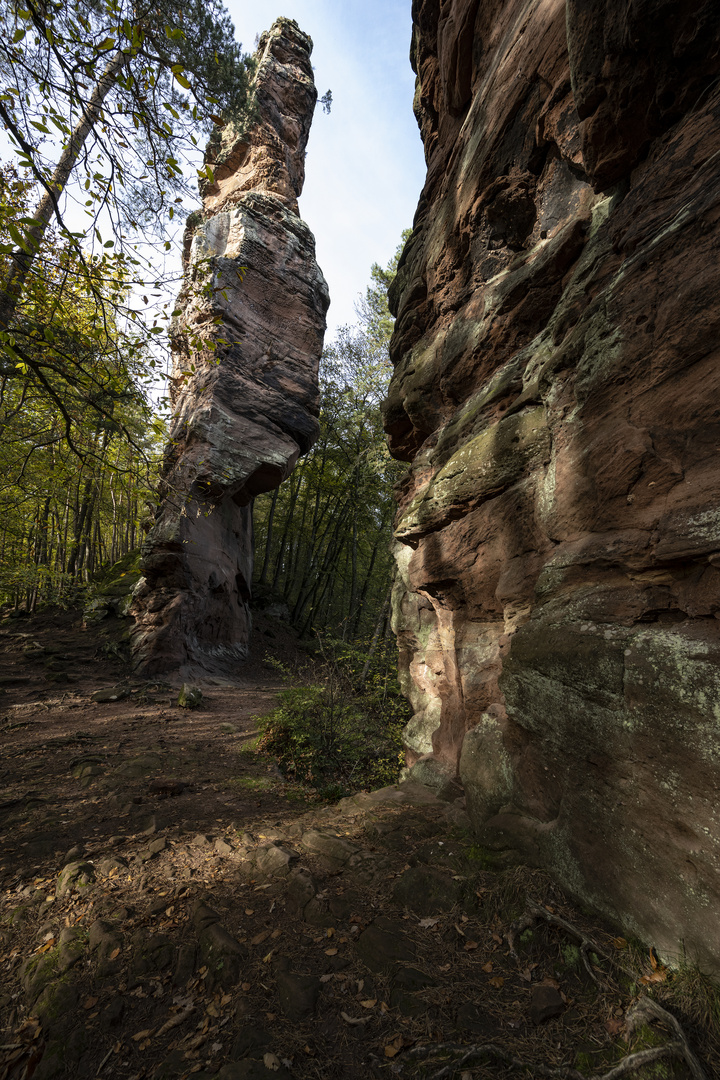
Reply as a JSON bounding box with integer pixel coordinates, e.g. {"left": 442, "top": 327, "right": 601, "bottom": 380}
{"left": 0, "top": 608, "right": 717, "bottom": 1080}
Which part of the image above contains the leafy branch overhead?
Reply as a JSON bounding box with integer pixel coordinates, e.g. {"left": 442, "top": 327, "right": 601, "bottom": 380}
{"left": 0, "top": 0, "right": 255, "bottom": 448}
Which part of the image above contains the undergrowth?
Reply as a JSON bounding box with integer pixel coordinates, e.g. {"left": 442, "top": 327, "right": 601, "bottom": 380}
{"left": 255, "top": 634, "right": 409, "bottom": 799}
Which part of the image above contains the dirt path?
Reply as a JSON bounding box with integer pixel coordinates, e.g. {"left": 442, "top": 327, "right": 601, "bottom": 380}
{"left": 0, "top": 611, "right": 713, "bottom": 1080}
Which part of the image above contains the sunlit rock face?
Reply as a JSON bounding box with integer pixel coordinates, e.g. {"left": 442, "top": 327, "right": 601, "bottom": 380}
{"left": 386, "top": 0, "right": 720, "bottom": 968}
{"left": 131, "top": 19, "right": 329, "bottom": 675}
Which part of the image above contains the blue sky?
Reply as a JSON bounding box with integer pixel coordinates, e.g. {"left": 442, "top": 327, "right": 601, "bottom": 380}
{"left": 225, "top": 0, "right": 426, "bottom": 333}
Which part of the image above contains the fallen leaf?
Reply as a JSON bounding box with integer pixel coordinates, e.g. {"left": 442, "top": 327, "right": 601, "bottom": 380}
{"left": 606, "top": 1018, "right": 624, "bottom": 1036}
{"left": 220, "top": 995, "right": 232, "bottom": 1007}
{"left": 613, "top": 937, "right": 628, "bottom": 950}
{"left": 263, "top": 1053, "right": 280, "bottom": 1071}
{"left": 83, "top": 997, "right": 98, "bottom": 1010}
{"left": 519, "top": 968, "right": 533, "bottom": 983}
{"left": 465, "top": 941, "right": 478, "bottom": 951}
{"left": 206, "top": 1003, "right": 220, "bottom": 1018}
{"left": 156, "top": 1004, "right": 195, "bottom": 1038}
{"left": 360, "top": 999, "right": 377, "bottom": 1009}
{"left": 109, "top": 947, "right": 121, "bottom": 960}
{"left": 251, "top": 931, "right": 271, "bottom": 946}
{"left": 241, "top": 983, "right": 251, "bottom": 992}
{"left": 132, "top": 1029, "right": 154, "bottom": 1042}
{"left": 482, "top": 962, "right": 493, "bottom": 974}
{"left": 492, "top": 933, "right": 503, "bottom": 944}
{"left": 320, "top": 974, "right": 334, "bottom": 983}
{"left": 489, "top": 977, "right": 504, "bottom": 989}
{"left": 454, "top": 923, "right": 465, "bottom": 937}
{"left": 438, "top": 963, "right": 451, "bottom": 972}
{"left": 271, "top": 928, "right": 282, "bottom": 939}
{"left": 325, "top": 948, "right": 338, "bottom": 956}
{"left": 165, "top": 906, "right": 175, "bottom": 916}
{"left": 384, "top": 1035, "right": 403, "bottom": 1058}
{"left": 419, "top": 917, "right": 440, "bottom": 929}
{"left": 262, "top": 950, "right": 275, "bottom": 964}
{"left": 326, "top": 928, "right": 335, "bottom": 938}
{"left": 245, "top": 909, "right": 254, "bottom": 916}
{"left": 211, "top": 1043, "right": 223, "bottom": 1053}
{"left": 649, "top": 948, "right": 659, "bottom": 970}
{"left": 640, "top": 971, "right": 666, "bottom": 984}
{"left": 341, "top": 1011, "right": 369, "bottom": 1026}
{"left": 540, "top": 976, "right": 561, "bottom": 989}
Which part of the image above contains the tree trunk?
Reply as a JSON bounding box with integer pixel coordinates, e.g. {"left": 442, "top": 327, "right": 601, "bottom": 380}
{"left": 258, "top": 487, "right": 279, "bottom": 585}
{"left": 358, "top": 589, "right": 392, "bottom": 691}
{"left": 0, "top": 50, "right": 126, "bottom": 332}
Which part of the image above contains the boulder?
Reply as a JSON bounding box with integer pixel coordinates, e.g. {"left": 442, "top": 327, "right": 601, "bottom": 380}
{"left": 56, "top": 861, "right": 95, "bottom": 898}
{"left": 354, "top": 918, "right": 417, "bottom": 972}
{"left": 177, "top": 684, "right": 203, "bottom": 709}
{"left": 392, "top": 866, "right": 462, "bottom": 915}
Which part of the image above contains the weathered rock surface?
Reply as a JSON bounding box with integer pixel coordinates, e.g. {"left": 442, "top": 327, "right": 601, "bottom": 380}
{"left": 386, "top": 0, "right": 720, "bottom": 969}
{"left": 131, "top": 19, "right": 329, "bottom": 673}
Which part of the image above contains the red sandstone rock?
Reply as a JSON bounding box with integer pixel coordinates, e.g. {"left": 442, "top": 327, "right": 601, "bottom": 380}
{"left": 387, "top": 0, "right": 720, "bottom": 970}
{"left": 131, "top": 19, "right": 328, "bottom": 674}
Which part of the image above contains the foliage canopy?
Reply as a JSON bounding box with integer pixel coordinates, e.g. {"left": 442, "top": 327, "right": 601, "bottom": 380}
{"left": 0, "top": 0, "right": 254, "bottom": 438}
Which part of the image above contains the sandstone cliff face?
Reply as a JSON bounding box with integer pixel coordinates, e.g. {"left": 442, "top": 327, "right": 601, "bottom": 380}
{"left": 386, "top": 0, "right": 720, "bottom": 969}
{"left": 131, "top": 19, "right": 329, "bottom": 674}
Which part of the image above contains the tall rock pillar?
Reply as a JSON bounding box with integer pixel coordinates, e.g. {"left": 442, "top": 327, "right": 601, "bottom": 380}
{"left": 131, "top": 19, "right": 329, "bottom": 674}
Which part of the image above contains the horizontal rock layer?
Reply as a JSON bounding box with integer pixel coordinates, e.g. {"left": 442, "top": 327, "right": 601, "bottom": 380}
{"left": 386, "top": 0, "right": 720, "bottom": 969}
{"left": 131, "top": 19, "right": 328, "bottom": 674}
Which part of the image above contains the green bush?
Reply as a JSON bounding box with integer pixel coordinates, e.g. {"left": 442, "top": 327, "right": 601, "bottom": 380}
{"left": 256, "top": 638, "right": 409, "bottom": 798}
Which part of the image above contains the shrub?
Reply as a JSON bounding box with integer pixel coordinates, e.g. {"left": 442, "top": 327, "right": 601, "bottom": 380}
{"left": 256, "top": 636, "right": 409, "bottom": 798}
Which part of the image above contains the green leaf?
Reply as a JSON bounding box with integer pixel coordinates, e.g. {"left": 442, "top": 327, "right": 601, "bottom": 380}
{"left": 174, "top": 71, "right": 191, "bottom": 90}
{"left": 8, "top": 223, "right": 31, "bottom": 254}
{"left": 12, "top": 27, "right": 26, "bottom": 43}
{"left": 97, "top": 36, "right": 116, "bottom": 50}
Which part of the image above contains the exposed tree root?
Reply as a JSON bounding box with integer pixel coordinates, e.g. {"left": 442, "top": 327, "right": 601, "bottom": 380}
{"left": 507, "top": 899, "right": 634, "bottom": 985}
{"left": 401, "top": 1040, "right": 587, "bottom": 1078}
{"left": 396, "top": 969, "right": 708, "bottom": 1079}
{"left": 624, "top": 997, "right": 708, "bottom": 1080}
{"left": 398, "top": 1009, "right": 708, "bottom": 1079}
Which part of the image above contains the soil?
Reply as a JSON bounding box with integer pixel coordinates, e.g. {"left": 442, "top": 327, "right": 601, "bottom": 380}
{"left": 0, "top": 608, "right": 714, "bottom": 1080}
